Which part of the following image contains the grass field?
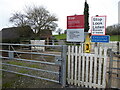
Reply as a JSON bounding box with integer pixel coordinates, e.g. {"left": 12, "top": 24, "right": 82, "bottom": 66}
{"left": 53, "top": 34, "right": 66, "bottom": 40}
{"left": 110, "top": 35, "right": 120, "bottom": 41}
{"left": 53, "top": 34, "right": 120, "bottom": 41}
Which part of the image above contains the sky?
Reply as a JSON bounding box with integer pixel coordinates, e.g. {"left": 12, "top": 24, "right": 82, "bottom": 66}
{"left": 0, "top": 0, "right": 119, "bottom": 34}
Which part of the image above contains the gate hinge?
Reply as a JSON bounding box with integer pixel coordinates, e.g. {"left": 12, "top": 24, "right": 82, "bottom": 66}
{"left": 55, "top": 56, "right": 62, "bottom": 65}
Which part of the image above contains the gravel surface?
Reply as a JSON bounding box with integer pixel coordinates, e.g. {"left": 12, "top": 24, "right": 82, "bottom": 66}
{"left": 2, "top": 72, "right": 62, "bottom": 88}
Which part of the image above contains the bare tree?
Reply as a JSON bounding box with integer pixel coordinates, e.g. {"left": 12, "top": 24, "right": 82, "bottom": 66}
{"left": 9, "top": 12, "right": 27, "bottom": 27}
{"left": 9, "top": 6, "right": 58, "bottom": 36}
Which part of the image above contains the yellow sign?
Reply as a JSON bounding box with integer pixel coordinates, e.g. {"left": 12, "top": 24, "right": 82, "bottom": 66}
{"left": 85, "top": 42, "right": 90, "bottom": 53}
{"left": 84, "top": 34, "right": 91, "bottom": 53}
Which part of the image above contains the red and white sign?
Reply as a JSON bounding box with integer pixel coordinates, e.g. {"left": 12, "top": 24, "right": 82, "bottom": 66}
{"left": 67, "top": 15, "right": 84, "bottom": 29}
{"left": 91, "top": 16, "right": 106, "bottom": 35}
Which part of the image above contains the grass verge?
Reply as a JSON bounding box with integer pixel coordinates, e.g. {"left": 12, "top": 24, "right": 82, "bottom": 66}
{"left": 110, "top": 35, "right": 120, "bottom": 41}
{"left": 53, "top": 34, "right": 66, "bottom": 40}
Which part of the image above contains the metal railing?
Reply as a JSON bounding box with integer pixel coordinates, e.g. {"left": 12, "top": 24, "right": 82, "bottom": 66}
{"left": 0, "top": 43, "right": 67, "bottom": 87}
{"left": 107, "top": 49, "right": 120, "bottom": 88}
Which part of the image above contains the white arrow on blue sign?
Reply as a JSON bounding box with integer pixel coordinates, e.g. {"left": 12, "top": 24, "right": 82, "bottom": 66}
{"left": 91, "top": 35, "right": 110, "bottom": 43}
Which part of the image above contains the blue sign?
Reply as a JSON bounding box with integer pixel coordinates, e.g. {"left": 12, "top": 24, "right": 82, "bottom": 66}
{"left": 91, "top": 35, "right": 110, "bottom": 43}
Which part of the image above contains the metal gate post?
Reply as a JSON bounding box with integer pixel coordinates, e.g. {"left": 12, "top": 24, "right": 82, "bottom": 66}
{"left": 117, "top": 42, "right": 120, "bottom": 54}
{"left": 8, "top": 51, "right": 14, "bottom": 59}
{"left": 60, "top": 45, "right": 67, "bottom": 87}
{"left": 107, "top": 49, "right": 113, "bottom": 88}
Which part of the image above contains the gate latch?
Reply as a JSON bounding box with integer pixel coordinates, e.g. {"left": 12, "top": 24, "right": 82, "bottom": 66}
{"left": 107, "top": 49, "right": 112, "bottom": 57}
{"left": 55, "top": 56, "right": 62, "bottom": 65}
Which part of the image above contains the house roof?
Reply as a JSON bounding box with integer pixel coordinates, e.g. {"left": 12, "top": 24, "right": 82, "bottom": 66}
{"left": 1, "top": 26, "right": 33, "bottom": 40}
{"left": 40, "top": 29, "right": 52, "bottom": 39}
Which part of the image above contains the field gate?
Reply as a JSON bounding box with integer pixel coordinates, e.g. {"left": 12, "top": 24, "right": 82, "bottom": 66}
{"left": 0, "top": 43, "right": 67, "bottom": 87}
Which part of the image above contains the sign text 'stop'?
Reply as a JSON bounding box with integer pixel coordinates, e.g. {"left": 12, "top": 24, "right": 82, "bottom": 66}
{"left": 91, "top": 16, "right": 106, "bottom": 35}
{"left": 67, "top": 15, "right": 84, "bottom": 29}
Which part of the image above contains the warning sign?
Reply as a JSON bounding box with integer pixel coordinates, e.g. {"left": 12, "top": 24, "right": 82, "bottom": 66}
{"left": 66, "top": 15, "right": 84, "bottom": 42}
{"left": 91, "top": 16, "right": 106, "bottom": 35}
{"left": 67, "top": 15, "right": 84, "bottom": 29}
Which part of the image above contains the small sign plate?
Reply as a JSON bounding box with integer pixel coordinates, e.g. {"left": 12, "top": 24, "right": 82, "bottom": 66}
{"left": 67, "top": 29, "right": 84, "bottom": 42}
{"left": 91, "top": 35, "right": 110, "bottom": 43}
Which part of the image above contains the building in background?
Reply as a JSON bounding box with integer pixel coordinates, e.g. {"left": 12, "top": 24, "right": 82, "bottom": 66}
{"left": 0, "top": 26, "right": 52, "bottom": 44}
{"left": 1, "top": 26, "right": 34, "bottom": 43}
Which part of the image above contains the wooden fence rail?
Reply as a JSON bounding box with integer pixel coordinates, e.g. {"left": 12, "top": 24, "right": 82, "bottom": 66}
{"left": 67, "top": 45, "right": 108, "bottom": 88}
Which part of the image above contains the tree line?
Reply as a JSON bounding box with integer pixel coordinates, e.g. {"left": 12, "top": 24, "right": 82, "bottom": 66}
{"left": 106, "top": 24, "right": 120, "bottom": 35}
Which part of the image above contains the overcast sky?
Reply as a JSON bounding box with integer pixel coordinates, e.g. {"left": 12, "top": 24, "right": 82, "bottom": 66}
{"left": 0, "top": 0, "right": 119, "bottom": 33}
